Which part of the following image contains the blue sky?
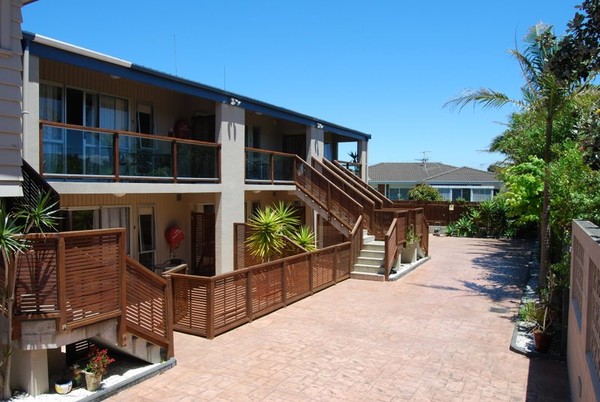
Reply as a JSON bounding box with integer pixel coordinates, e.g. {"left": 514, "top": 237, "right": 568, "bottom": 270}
{"left": 23, "top": 1, "right": 581, "bottom": 170}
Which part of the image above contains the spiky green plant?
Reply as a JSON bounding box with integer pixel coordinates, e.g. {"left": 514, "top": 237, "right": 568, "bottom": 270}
{"left": 0, "top": 193, "right": 58, "bottom": 399}
{"left": 246, "top": 202, "right": 300, "bottom": 262}
{"left": 291, "top": 226, "right": 317, "bottom": 251}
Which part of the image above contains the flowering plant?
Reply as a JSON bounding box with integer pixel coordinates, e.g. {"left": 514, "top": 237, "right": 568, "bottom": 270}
{"left": 84, "top": 348, "right": 115, "bottom": 377}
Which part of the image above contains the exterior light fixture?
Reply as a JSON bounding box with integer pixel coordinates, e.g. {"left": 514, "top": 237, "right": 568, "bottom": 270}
{"left": 230, "top": 97, "right": 241, "bottom": 106}
{"left": 316, "top": 123, "right": 324, "bottom": 129}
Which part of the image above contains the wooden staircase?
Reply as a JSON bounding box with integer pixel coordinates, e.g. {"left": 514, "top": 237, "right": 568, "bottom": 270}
{"left": 294, "top": 157, "right": 429, "bottom": 281}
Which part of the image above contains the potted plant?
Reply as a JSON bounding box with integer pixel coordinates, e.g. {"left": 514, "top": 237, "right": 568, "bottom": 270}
{"left": 401, "top": 228, "right": 420, "bottom": 263}
{"left": 520, "top": 300, "right": 554, "bottom": 352}
{"left": 83, "top": 347, "right": 115, "bottom": 391}
{"left": 54, "top": 375, "right": 72, "bottom": 395}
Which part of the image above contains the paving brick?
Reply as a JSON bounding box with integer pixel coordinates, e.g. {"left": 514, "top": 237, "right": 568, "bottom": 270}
{"left": 110, "top": 237, "right": 570, "bottom": 401}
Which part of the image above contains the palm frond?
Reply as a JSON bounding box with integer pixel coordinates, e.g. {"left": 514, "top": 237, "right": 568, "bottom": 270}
{"left": 444, "top": 88, "right": 517, "bottom": 112}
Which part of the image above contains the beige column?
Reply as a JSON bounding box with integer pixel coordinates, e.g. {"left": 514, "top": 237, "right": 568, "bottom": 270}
{"left": 358, "top": 139, "right": 368, "bottom": 182}
{"left": 215, "top": 102, "right": 245, "bottom": 274}
{"left": 305, "top": 126, "right": 324, "bottom": 231}
{"left": 306, "top": 126, "right": 324, "bottom": 162}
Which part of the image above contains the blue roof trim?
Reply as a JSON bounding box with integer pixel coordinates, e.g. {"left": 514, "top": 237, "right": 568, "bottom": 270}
{"left": 24, "top": 32, "right": 371, "bottom": 141}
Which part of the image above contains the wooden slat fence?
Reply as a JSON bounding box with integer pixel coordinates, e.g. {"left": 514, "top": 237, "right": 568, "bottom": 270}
{"left": 171, "top": 240, "right": 353, "bottom": 339}
{"left": 234, "top": 223, "right": 307, "bottom": 271}
{"left": 125, "top": 257, "right": 174, "bottom": 358}
{"left": 393, "top": 200, "right": 477, "bottom": 226}
{"left": 6, "top": 229, "right": 173, "bottom": 357}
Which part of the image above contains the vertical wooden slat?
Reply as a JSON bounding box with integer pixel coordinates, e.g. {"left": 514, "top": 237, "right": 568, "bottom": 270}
{"left": 57, "top": 236, "right": 66, "bottom": 330}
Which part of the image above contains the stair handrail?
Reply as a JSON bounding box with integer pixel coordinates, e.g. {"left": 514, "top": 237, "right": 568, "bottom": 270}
{"left": 294, "top": 156, "right": 363, "bottom": 231}
{"left": 311, "top": 158, "right": 376, "bottom": 232}
{"left": 326, "top": 158, "right": 393, "bottom": 208}
{"left": 384, "top": 218, "right": 401, "bottom": 281}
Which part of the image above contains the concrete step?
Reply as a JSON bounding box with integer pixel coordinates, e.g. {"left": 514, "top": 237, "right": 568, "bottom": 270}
{"left": 353, "top": 264, "right": 383, "bottom": 274}
{"left": 363, "top": 234, "right": 376, "bottom": 243}
{"left": 356, "top": 256, "right": 384, "bottom": 266}
{"left": 350, "top": 271, "right": 385, "bottom": 282}
{"left": 363, "top": 243, "right": 385, "bottom": 252}
{"left": 359, "top": 249, "right": 385, "bottom": 259}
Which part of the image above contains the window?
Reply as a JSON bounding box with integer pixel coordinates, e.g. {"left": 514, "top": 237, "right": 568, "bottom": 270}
{"left": 245, "top": 126, "right": 261, "bottom": 148}
{"left": 40, "top": 84, "right": 64, "bottom": 173}
{"left": 472, "top": 189, "right": 493, "bottom": 202}
{"left": 138, "top": 207, "right": 156, "bottom": 268}
{"left": 137, "top": 103, "right": 154, "bottom": 134}
{"left": 452, "top": 188, "right": 471, "bottom": 201}
{"left": 40, "top": 84, "right": 129, "bottom": 175}
{"left": 437, "top": 188, "right": 452, "bottom": 201}
{"left": 61, "top": 207, "right": 131, "bottom": 254}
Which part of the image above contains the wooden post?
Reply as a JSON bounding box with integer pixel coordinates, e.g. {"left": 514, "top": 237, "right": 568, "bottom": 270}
{"left": 114, "top": 133, "right": 120, "bottom": 181}
{"left": 309, "top": 253, "right": 314, "bottom": 294}
{"left": 207, "top": 279, "right": 215, "bottom": 339}
{"left": 333, "top": 247, "right": 338, "bottom": 283}
{"left": 117, "top": 230, "right": 127, "bottom": 347}
{"left": 282, "top": 261, "right": 288, "bottom": 306}
{"left": 246, "top": 270, "right": 253, "bottom": 322}
{"left": 165, "top": 275, "right": 175, "bottom": 358}
{"left": 172, "top": 140, "right": 178, "bottom": 182}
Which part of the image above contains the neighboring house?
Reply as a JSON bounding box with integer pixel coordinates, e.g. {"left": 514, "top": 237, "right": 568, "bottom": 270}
{"left": 20, "top": 31, "right": 371, "bottom": 277}
{"left": 0, "top": 0, "right": 33, "bottom": 197}
{"left": 368, "top": 162, "right": 502, "bottom": 202}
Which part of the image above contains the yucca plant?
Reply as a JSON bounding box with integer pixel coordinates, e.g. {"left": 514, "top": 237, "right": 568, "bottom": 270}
{"left": 246, "top": 202, "right": 317, "bottom": 261}
{"left": 291, "top": 226, "right": 317, "bottom": 251}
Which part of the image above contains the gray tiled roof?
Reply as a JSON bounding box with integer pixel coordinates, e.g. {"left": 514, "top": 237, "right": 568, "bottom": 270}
{"left": 368, "top": 163, "right": 501, "bottom": 185}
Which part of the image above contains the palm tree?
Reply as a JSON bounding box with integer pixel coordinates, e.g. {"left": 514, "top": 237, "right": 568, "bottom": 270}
{"left": 445, "top": 23, "right": 597, "bottom": 287}
{"left": 0, "top": 192, "right": 58, "bottom": 399}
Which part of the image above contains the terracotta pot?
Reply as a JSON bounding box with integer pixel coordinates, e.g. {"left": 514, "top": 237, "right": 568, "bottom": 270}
{"left": 533, "top": 331, "right": 553, "bottom": 353}
{"left": 84, "top": 372, "right": 102, "bottom": 391}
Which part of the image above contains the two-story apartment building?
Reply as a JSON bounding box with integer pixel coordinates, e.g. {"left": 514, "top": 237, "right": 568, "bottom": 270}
{"left": 20, "top": 31, "right": 371, "bottom": 277}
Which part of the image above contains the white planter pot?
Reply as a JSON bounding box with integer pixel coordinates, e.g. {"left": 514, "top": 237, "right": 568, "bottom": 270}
{"left": 401, "top": 242, "right": 418, "bottom": 263}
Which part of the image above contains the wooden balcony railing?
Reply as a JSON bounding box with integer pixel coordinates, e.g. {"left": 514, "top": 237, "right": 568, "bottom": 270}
{"left": 39, "top": 121, "right": 220, "bottom": 183}
{"left": 245, "top": 148, "right": 295, "bottom": 184}
{"left": 5, "top": 229, "right": 173, "bottom": 358}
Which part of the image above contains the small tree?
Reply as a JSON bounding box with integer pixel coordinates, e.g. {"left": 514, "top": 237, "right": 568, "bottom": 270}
{"left": 0, "top": 193, "right": 58, "bottom": 399}
{"left": 246, "top": 202, "right": 316, "bottom": 262}
{"left": 408, "top": 183, "right": 443, "bottom": 201}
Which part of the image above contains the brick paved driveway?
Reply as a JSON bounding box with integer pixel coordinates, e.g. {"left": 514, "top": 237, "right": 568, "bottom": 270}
{"left": 110, "top": 236, "right": 570, "bottom": 401}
